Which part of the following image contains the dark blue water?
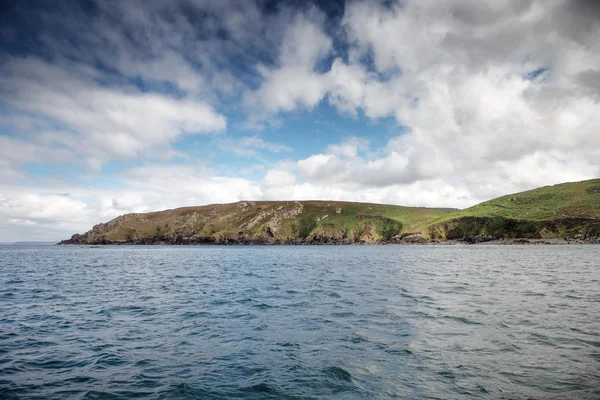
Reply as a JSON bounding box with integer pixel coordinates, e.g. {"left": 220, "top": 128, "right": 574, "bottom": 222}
{"left": 1, "top": 245, "right": 599, "bottom": 399}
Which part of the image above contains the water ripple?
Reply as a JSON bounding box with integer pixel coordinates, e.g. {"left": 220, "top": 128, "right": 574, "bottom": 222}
{"left": 0, "top": 244, "right": 599, "bottom": 399}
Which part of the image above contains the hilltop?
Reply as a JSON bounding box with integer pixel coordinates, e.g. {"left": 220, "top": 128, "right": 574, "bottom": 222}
{"left": 422, "top": 179, "right": 600, "bottom": 243}
{"left": 60, "top": 179, "right": 600, "bottom": 245}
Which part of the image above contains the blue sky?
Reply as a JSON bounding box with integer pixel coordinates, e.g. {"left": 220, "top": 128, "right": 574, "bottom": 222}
{"left": 1, "top": 0, "right": 600, "bottom": 241}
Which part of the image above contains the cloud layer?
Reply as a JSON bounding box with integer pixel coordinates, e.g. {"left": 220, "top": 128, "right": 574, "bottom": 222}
{"left": 1, "top": 0, "right": 599, "bottom": 240}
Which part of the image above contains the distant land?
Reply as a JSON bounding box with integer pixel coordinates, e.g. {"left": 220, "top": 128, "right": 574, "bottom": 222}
{"left": 60, "top": 179, "right": 600, "bottom": 245}
{"left": 1, "top": 241, "right": 57, "bottom": 246}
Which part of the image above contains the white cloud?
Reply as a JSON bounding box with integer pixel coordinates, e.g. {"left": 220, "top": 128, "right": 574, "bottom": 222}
{"left": 252, "top": 0, "right": 600, "bottom": 202}
{"left": 245, "top": 8, "right": 333, "bottom": 116}
{"left": 122, "top": 164, "right": 262, "bottom": 208}
{"left": 327, "top": 137, "right": 369, "bottom": 158}
{"left": 0, "top": 191, "right": 90, "bottom": 233}
{"left": 0, "top": 57, "right": 226, "bottom": 168}
{"left": 263, "top": 169, "right": 297, "bottom": 189}
{"left": 0, "top": 164, "right": 263, "bottom": 241}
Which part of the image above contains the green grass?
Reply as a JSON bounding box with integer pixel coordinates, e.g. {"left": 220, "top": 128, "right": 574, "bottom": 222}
{"left": 459, "top": 179, "right": 600, "bottom": 221}
{"left": 422, "top": 179, "right": 600, "bottom": 239}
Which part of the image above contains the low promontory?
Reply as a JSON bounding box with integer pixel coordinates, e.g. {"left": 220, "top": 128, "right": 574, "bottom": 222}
{"left": 60, "top": 179, "right": 600, "bottom": 245}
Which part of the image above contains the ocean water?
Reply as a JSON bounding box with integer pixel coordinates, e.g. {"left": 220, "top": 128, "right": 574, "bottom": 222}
{"left": 0, "top": 245, "right": 599, "bottom": 399}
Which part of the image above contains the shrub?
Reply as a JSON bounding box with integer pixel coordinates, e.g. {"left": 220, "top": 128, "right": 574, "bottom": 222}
{"left": 376, "top": 219, "right": 402, "bottom": 240}
{"left": 295, "top": 218, "right": 317, "bottom": 238}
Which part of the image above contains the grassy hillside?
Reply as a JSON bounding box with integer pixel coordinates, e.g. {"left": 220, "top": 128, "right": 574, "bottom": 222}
{"left": 458, "top": 179, "right": 600, "bottom": 221}
{"left": 61, "top": 201, "right": 456, "bottom": 244}
{"left": 424, "top": 179, "right": 600, "bottom": 241}
{"left": 60, "top": 179, "right": 600, "bottom": 244}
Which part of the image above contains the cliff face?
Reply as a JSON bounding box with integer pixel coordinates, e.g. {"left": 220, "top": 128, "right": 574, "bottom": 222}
{"left": 59, "top": 201, "right": 455, "bottom": 245}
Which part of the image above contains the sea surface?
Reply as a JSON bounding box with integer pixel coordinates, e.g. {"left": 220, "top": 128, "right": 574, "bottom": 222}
{"left": 0, "top": 245, "right": 599, "bottom": 399}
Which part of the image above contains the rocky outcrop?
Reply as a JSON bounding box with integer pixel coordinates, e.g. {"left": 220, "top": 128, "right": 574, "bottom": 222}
{"left": 60, "top": 214, "right": 138, "bottom": 244}
{"left": 241, "top": 201, "right": 304, "bottom": 234}
{"left": 396, "top": 233, "right": 429, "bottom": 244}
{"left": 426, "top": 216, "right": 600, "bottom": 244}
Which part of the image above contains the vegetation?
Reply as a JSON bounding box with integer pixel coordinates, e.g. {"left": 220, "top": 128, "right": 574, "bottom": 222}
{"left": 459, "top": 178, "right": 600, "bottom": 221}
{"left": 60, "top": 179, "right": 600, "bottom": 244}
{"left": 422, "top": 179, "right": 600, "bottom": 241}
{"left": 375, "top": 218, "right": 403, "bottom": 240}
{"left": 294, "top": 217, "right": 317, "bottom": 238}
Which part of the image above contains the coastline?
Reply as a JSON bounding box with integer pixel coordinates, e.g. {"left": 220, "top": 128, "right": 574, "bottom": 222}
{"left": 58, "top": 236, "right": 600, "bottom": 246}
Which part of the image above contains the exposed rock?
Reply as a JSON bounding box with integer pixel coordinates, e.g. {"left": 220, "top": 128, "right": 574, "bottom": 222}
{"left": 398, "top": 233, "right": 428, "bottom": 244}
{"left": 460, "top": 236, "right": 496, "bottom": 244}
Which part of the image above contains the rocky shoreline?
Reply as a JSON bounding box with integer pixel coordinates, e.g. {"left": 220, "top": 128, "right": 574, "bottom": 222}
{"left": 58, "top": 235, "right": 600, "bottom": 246}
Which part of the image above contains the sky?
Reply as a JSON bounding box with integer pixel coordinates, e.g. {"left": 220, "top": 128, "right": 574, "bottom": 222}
{"left": 1, "top": 0, "right": 599, "bottom": 242}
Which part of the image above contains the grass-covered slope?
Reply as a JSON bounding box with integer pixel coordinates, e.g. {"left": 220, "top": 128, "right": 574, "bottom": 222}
{"left": 456, "top": 178, "right": 600, "bottom": 221}
{"left": 60, "top": 179, "right": 600, "bottom": 245}
{"left": 60, "top": 201, "right": 456, "bottom": 245}
{"left": 424, "top": 179, "right": 600, "bottom": 241}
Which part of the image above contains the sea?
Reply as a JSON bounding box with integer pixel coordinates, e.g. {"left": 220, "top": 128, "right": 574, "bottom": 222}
{"left": 0, "top": 244, "right": 599, "bottom": 399}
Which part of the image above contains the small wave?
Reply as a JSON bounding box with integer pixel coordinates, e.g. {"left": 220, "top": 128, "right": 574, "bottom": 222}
{"left": 331, "top": 311, "right": 355, "bottom": 318}
{"left": 443, "top": 315, "right": 482, "bottom": 325}
{"left": 63, "top": 375, "right": 96, "bottom": 384}
{"left": 180, "top": 311, "right": 212, "bottom": 319}
{"left": 277, "top": 341, "right": 300, "bottom": 348}
{"left": 82, "top": 389, "right": 156, "bottom": 399}
{"left": 524, "top": 291, "right": 546, "bottom": 297}
{"left": 577, "top": 339, "right": 600, "bottom": 348}
{"left": 90, "top": 353, "right": 126, "bottom": 369}
{"left": 409, "top": 310, "right": 434, "bottom": 319}
{"left": 253, "top": 303, "right": 276, "bottom": 309}
{"left": 323, "top": 366, "right": 353, "bottom": 382}
{"left": 25, "top": 358, "right": 90, "bottom": 370}
{"left": 240, "top": 382, "right": 284, "bottom": 396}
{"left": 209, "top": 300, "right": 229, "bottom": 307}
{"left": 385, "top": 348, "right": 414, "bottom": 356}
{"left": 350, "top": 333, "right": 370, "bottom": 343}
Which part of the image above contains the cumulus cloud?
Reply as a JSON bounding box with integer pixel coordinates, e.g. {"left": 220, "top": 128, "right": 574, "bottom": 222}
{"left": 2, "top": 0, "right": 600, "bottom": 241}
{"left": 251, "top": 0, "right": 600, "bottom": 200}
{"left": 1, "top": 57, "right": 226, "bottom": 164}
{"left": 0, "top": 163, "right": 263, "bottom": 241}
{"left": 298, "top": 145, "right": 433, "bottom": 188}
{"left": 121, "top": 164, "right": 262, "bottom": 208}
{"left": 245, "top": 7, "right": 333, "bottom": 117}
{"left": 263, "top": 169, "right": 297, "bottom": 189}
{"left": 0, "top": 189, "right": 94, "bottom": 242}
{"left": 327, "top": 137, "right": 369, "bottom": 157}
{"left": 0, "top": 0, "right": 287, "bottom": 173}
{"left": 0, "top": 193, "right": 88, "bottom": 226}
